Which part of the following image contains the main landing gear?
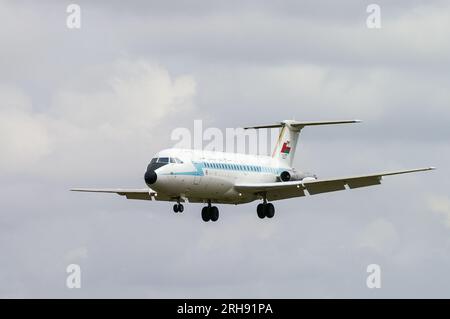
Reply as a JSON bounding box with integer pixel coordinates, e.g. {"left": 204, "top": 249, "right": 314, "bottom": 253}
{"left": 201, "top": 202, "right": 219, "bottom": 222}
{"left": 257, "top": 202, "right": 275, "bottom": 219}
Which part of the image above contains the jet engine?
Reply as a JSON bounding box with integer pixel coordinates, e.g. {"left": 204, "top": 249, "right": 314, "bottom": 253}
{"left": 279, "top": 170, "right": 304, "bottom": 182}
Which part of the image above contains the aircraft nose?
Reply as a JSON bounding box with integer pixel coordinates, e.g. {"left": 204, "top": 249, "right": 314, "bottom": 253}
{"left": 144, "top": 170, "right": 157, "bottom": 185}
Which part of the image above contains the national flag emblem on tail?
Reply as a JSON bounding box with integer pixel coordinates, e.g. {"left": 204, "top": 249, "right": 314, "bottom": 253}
{"left": 281, "top": 141, "right": 291, "bottom": 154}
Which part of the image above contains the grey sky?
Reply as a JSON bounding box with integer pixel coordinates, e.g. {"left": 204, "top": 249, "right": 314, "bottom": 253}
{"left": 0, "top": 0, "right": 449, "bottom": 298}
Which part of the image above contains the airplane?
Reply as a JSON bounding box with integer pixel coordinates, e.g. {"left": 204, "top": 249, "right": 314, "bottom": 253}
{"left": 72, "top": 120, "right": 435, "bottom": 222}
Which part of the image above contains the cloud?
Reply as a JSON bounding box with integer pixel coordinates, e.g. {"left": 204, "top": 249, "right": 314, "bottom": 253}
{"left": 51, "top": 60, "right": 196, "bottom": 133}
{"left": 428, "top": 195, "right": 450, "bottom": 228}
{"left": 0, "top": 86, "right": 50, "bottom": 173}
{"left": 0, "top": 0, "right": 449, "bottom": 298}
{"left": 357, "top": 218, "right": 400, "bottom": 254}
{"left": 0, "top": 60, "right": 197, "bottom": 178}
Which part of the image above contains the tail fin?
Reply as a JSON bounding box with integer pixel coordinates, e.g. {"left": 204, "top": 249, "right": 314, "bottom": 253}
{"left": 244, "top": 119, "right": 360, "bottom": 167}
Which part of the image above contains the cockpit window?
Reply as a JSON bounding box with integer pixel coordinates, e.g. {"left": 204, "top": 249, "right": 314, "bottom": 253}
{"left": 157, "top": 157, "right": 169, "bottom": 163}
{"left": 170, "top": 158, "right": 176, "bottom": 163}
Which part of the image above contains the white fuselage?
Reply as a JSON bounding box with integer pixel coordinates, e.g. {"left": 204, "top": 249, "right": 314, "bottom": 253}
{"left": 145, "top": 148, "right": 305, "bottom": 204}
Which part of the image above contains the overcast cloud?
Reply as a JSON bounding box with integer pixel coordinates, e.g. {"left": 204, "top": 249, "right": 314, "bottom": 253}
{"left": 0, "top": 0, "right": 449, "bottom": 298}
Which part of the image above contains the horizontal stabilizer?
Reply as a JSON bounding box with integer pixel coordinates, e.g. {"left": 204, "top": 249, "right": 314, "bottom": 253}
{"left": 244, "top": 119, "right": 361, "bottom": 130}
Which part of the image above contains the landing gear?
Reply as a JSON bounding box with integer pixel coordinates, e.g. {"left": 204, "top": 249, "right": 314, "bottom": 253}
{"left": 173, "top": 203, "right": 184, "bottom": 213}
{"left": 257, "top": 202, "right": 275, "bottom": 219}
{"left": 210, "top": 206, "right": 219, "bottom": 222}
{"left": 201, "top": 203, "right": 219, "bottom": 222}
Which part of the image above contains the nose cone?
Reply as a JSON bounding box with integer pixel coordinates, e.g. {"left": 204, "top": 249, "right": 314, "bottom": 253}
{"left": 144, "top": 170, "right": 157, "bottom": 185}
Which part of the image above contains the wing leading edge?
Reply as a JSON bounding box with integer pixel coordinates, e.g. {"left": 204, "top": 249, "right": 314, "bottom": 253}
{"left": 234, "top": 167, "right": 435, "bottom": 201}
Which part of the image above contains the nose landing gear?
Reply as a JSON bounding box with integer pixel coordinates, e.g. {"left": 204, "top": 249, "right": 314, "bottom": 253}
{"left": 173, "top": 203, "right": 184, "bottom": 213}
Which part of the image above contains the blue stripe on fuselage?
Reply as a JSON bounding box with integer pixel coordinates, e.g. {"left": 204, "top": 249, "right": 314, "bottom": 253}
{"left": 163, "top": 161, "right": 287, "bottom": 176}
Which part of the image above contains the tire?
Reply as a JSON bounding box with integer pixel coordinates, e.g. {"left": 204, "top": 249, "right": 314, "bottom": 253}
{"left": 173, "top": 204, "right": 179, "bottom": 213}
{"left": 178, "top": 204, "right": 184, "bottom": 213}
{"left": 257, "top": 204, "right": 265, "bottom": 219}
{"left": 210, "top": 206, "right": 219, "bottom": 222}
{"left": 201, "top": 206, "right": 210, "bottom": 222}
{"left": 266, "top": 203, "right": 275, "bottom": 218}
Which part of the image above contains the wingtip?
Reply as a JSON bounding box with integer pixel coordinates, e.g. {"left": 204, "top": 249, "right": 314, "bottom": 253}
{"left": 429, "top": 166, "right": 437, "bottom": 170}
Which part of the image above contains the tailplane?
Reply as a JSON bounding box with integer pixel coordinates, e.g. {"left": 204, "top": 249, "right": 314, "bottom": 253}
{"left": 244, "top": 119, "right": 360, "bottom": 167}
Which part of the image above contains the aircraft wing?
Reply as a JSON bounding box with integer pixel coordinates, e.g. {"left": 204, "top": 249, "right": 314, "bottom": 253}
{"left": 70, "top": 188, "right": 169, "bottom": 201}
{"left": 234, "top": 167, "right": 435, "bottom": 201}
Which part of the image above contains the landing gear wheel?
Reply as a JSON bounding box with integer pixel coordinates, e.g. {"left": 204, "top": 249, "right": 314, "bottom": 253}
{"left": 173, "top": 203, "right": 184, "bottom": 213}
{"left": 210, "top": 206, "right": 219, "bottom": 222}
{"left": 257, "top": 204, "right": 265, "bottom": 219}
{"left": 266, "top": 203, "right": 275, "bottom": 218}
{"left": 201, "top": 206, "right": 210, "bottom": 222}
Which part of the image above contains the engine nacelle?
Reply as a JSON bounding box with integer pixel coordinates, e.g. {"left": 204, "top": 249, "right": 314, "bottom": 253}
{"left": 279, "top": 170, "right": 304, "bottom": 182}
